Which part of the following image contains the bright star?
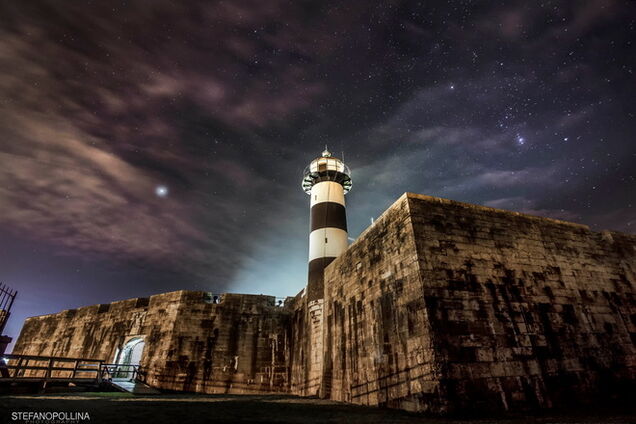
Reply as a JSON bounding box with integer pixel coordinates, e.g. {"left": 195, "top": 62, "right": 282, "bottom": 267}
{"left": 155, "top": 185, "right": 169, "bottom": 198}
{"left": 516, "top": 136, "right": 525, "bottom": 145}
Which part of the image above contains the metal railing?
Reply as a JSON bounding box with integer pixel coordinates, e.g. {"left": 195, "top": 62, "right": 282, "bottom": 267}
{"left": 1, "top": 354, "right": 104, "bottom": 384}
{"left": 100, "top": 363, "right": 146, "bottom": 382}
{"left": 0, "top": 283, "right": 17, "bottom": 334}
{"left": 0, "top": 354, "right": 150, "bottom": 387}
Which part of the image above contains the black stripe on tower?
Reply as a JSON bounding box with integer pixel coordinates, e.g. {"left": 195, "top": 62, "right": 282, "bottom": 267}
{"left": 310, "top": 202, "right": 347, "bottom": 232}
{"left": 307, "top": 257, "right": 335, "bottom": 301}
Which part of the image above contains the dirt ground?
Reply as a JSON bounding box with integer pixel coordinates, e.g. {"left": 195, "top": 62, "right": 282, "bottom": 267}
{"left": 1, "top": 392, "right": 635, "bottom": 424}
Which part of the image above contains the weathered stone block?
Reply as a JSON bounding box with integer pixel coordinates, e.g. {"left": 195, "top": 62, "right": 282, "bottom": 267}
{"left": 322, "top": 193, "right": 636, "bottom": 413}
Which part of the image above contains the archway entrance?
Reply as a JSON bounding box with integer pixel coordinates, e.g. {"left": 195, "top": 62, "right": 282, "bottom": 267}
{"left": 114, "top": 337, "right": 145, "bottom": 380}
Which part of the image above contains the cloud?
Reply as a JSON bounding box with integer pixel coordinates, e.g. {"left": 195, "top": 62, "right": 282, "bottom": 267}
{"left": 483, "top": 197, "right": 580, "bottom": 222}
{"left": 471, "top": 166, "right": 559, "bottom": 189}
{"left": 0, "top": 0, "right": 373, "bottom": 287}
{"left": 588, "top": 207, "right": 635, "bottom": 233}
{"left": 0, "top": 0, "right": 633, "bottom": 313}
{"left": 0, "top": 110, "right": 206, "bottom": 264}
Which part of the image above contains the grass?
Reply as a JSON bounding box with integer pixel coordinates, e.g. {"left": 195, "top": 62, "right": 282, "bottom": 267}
{"left": 1, "top": 392, "right": 635, "bottom": 424}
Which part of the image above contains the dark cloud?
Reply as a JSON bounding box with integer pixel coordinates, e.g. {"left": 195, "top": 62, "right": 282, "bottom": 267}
{"left": 1, "top": 1, "right": 634, "bottom": 344}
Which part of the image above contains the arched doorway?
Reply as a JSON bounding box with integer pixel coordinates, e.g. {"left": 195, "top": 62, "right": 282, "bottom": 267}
{"left": 114, "top": 337, "right": 145, "bottom": 380}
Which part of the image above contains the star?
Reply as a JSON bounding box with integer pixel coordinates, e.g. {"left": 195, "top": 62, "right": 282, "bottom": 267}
{"left": 516, "top": 135, "right": 525, "bottom": 145}
{"left": 155, "top": 185, "right": 169, "bottom": 198}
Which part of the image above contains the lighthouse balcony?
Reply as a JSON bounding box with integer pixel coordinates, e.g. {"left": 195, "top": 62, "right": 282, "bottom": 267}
{"left": 302, "top": 162, "right": 352, "bottom": 194}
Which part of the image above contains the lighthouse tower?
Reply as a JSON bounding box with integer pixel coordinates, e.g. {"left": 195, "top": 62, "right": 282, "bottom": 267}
{"left": 300, "top": 147, "right": 352, "bottom": 396}
{"left": 302, "top": 148, "right": 352, "bottom": 300}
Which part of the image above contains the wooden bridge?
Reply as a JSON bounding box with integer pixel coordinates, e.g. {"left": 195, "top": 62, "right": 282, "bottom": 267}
{"left": 0, "top": 354, "right": 159, "bottom": 393}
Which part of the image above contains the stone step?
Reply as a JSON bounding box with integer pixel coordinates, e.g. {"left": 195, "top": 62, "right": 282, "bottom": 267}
{"left": 110, "top": 379, "right": 161, "bottom": 395}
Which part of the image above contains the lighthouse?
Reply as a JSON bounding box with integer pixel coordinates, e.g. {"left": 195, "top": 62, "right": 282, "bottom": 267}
{"left": 300, "top": 147, "right": 352, "bottom": 396}
{"left": 302, "top": 148, "right": 352, "bottom": 301}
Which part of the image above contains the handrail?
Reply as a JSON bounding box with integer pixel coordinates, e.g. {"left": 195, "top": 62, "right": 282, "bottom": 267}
{"left": 0, "top": 354, "right": 149, "bottom": 389}
{"left": 100, "top": 363, "right": 144, "bottom": 382}
{"left": 0, "top": 354, "right": 105, "bottom": 384}
{"left": 0, "top": 283, "right": 17, "bottom": 334}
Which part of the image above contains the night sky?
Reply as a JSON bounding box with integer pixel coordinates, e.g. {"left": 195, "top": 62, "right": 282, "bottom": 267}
{"left": 1, "top": 1, "right": 634, "bottom": 346}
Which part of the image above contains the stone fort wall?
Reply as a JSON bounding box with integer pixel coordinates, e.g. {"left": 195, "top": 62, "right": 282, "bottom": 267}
{"left": 12, "top": 295, "right": 155, "bottom": 361}
{"left": 322, "top": 193, "right": 636, "bottom": 413}
{"left": 12, "top": 192, "right": 636, "bottom": 413}
{"left": 287, "top": 291, "right": 326, "bottom": 397}
{"left": 13, "top": 291, "right": 292, "bottom": 394}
